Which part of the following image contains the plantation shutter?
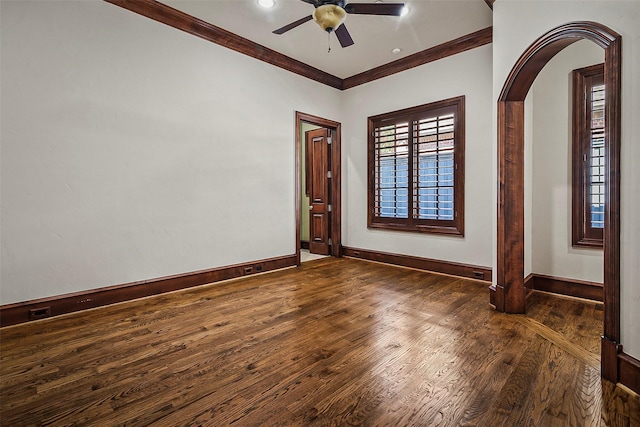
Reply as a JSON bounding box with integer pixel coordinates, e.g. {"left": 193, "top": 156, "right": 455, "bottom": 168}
{"left": 374, "top": 121, "right": 409, "bottom": 218}
{"left": 368, "top": 96, "right": 464, "bottom": 235}
{"left": 373, "top": 106, "right": 457, "bottom": 221}
{"left": 413, "top": 108, "right": 456, "bottom": 221}
{"left": 588, "top": 77, "right": 605, "bottom": 230}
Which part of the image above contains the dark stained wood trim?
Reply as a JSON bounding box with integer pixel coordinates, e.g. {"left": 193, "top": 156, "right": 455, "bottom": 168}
{"left": 524, "top": 273, "right": 534, "bottom": 292}
{"left": 602, "top": 336, "right": 622, "bottom": 385}
{"left": 524, "top": 274, "right": 535, "bottom": 309}
{"left": 330, "top": 126, "right": 342, "bottom": 258}
{"left": 343, "top": 27, "right": 492, "bottom": 90}
{"left": 484, "top": 0, "right": 494, "bottom": 10}
{"left": 295, "top": 112, "right": 342, "bottom": 261}
{"left": 300, "top": 241, "right": 310, "bottom": 250}
{"left": 602, "top": 24, "right": 622, "bottom": 367}
{"left": 618, "top": 352, "right": 640, "bottom": 395}
{"left": 496, "top": 21, "right": 622, "bottom": 385}
{"left": 0, "top": 255, "right": 296, "bottom": 328}
{"left": 103, "top": 0, "right": 343, "bottom": 89}
{"left": 497, "top": 100, "right": 526, "bottom": 314}
{"left": 572, "top": 63, "right": 605, "bottom": 248}
{"left": 367, "top": 96, "right": 465, "bottom": 235}
{"left": 342, "top": 246, "right": 492, "bottom": 282}
{"left": 489, "top": 284, "right": 497, "bottom": 307}
{"left": 531, "top": 273, "right": 603, "bottom": 302}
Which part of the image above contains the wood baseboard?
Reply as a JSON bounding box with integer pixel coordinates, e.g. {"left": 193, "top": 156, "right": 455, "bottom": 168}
{"left": 524, "top": 273, "right": 534, "bottom": 292}
{"left": 0, "top": 255, "right": 297, "bottom": 328}
{"left": 531, "top": 273, "right": 603, "bottom": 302}
{"left": 489, "top": 284, "right": 497, "bottom": 307}
{"left": 300, "top": 241, "right": 310, "bottom": 250}
{"left": 602, "top": 336, "right": 622, "bottom": 384}
{"left": 618, "top": 352, "right": 640, "bottom": 395}
{"left": 524, "top": 274, "right": 535, "bottom": 309}
{"left": 341, "top": 246, "right": 492, "bottom": 282}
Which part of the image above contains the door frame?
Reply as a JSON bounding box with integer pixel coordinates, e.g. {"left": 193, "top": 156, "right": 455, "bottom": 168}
{"left": 295, "top": 111, "right": 342, "bottom": 264}
{"left": 491, "top": 21, "right": 622, "bottom": 382}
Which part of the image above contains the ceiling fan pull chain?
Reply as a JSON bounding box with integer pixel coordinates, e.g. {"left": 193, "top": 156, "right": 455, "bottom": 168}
{"left": 328, "top": 31, "right": 331, "bottom": 53}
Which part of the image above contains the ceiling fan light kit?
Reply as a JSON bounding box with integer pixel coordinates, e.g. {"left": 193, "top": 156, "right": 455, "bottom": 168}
{"left": 313, "top": 4, "right": 347, "bottom": 32}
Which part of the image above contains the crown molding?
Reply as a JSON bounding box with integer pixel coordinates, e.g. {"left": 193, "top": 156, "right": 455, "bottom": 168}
{"left": 104, "top": 0, "right": 344, "bottom": 89}
{"left": 104, "top": 0, "right": 492, "bottom": 91}
{"left": 342, "top": 27, "right": 492, "bottom": 89}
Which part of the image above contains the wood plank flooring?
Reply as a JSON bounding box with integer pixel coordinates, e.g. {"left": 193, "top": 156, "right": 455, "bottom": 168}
{"left": 1, "top": 257, "right": 638, "bottom": 426}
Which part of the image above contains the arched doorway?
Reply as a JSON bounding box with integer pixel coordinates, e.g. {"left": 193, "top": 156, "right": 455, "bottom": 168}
{"left": 491, "top": 21, "right": 622, "bottom": 382}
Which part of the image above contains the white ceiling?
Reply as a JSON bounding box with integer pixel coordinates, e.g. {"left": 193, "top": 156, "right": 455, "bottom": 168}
{"left": 162, "top": 0, "right": 493, "bottom": 79}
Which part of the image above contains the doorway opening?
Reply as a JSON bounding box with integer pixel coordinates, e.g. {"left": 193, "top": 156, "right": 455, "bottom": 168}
{"left": 492, "top": 22, "right": 622, "bottom": 382}
{"left": 295, "top": 112, "right": 342, "bottom": 265}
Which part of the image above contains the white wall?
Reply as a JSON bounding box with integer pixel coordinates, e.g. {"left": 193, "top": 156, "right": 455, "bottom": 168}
{"left": 493, "top": 0, "right": 640, "bottom": 359}
{"left": 531, "top": 40, "right": 604, "bottom": 282}
{"left": 341, "top": 45, "right": 494, "bottom": 267}
{"left": 0, "top": 0, "right": 341, "bottom": 304}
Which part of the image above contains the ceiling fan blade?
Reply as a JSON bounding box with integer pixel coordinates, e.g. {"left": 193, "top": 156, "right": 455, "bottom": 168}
{"left": 335, "top": 24, "right": 354, "bottom": 48}
{"left": 344, "top": 3, "right": 405, "bottom": 16}
{"left": 272, "top": 15, "right": 314, "bottom": 35}
{"left": 299, "top": 0, "right": 317, "bottom": 4}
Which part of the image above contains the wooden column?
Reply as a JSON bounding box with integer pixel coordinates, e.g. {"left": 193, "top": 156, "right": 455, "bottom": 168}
{"left": 496, "top": 101, "right": 526, "bottom": 314}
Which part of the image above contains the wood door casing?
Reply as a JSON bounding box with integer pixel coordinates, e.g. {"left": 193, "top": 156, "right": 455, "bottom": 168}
{"left": 295, "top": 111, "right": 342, "bottom": 264}
{"left": 306, "top": 128, "right": 331, "bottom": 255}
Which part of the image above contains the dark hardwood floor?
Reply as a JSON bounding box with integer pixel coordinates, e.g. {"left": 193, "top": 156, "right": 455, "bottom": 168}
{"left": 1, "top": 257, "right": 638, "bottom": 426}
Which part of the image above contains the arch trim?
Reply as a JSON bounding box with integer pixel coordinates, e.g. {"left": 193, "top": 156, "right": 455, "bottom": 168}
{"left": 494, "top": 21, "right": 622, "bottom": 383}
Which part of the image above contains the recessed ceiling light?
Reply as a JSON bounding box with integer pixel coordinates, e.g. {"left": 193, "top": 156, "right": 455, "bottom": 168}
{"left": 392, "top": 48, "right": 402, "bottom": 54}
{"left": 258, "top": 0, "right": 275, "bottom": 8}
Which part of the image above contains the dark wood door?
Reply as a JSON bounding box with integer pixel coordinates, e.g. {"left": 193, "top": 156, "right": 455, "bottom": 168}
{"left": 306, "top": 128, "right": 331, "bottom": 255}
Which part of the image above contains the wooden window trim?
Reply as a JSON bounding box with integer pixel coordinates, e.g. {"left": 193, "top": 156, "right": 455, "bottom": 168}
{"left": 572, "top": 63, "right": 604, "bottom": 248}
{"left": 367, "top": 96, "right": 465, "bottom": 236}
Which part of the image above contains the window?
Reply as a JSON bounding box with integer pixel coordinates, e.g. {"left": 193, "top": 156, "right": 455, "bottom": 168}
{"left": 572, "top": 64, "right": 604, "bottom": 248}
{"left": 368, "top": 96, "right": 464, "bottom": 235}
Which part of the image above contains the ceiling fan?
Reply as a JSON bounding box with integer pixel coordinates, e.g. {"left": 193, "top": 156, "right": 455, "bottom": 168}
{"left": 272, "top": 0, "right": 405, "bottom": 48}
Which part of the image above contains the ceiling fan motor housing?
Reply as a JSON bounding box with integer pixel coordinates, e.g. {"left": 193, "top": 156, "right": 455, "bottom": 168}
{"left": 274, "top": 0, "right": 403, "bottom": 49}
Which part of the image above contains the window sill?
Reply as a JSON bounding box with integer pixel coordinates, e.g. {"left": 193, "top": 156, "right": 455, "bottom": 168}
{"left": 368, "top": 222, "right": 464, "bottom": 236}
{"left": 572, "top": 238, "right": 604, "bottom": 249}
